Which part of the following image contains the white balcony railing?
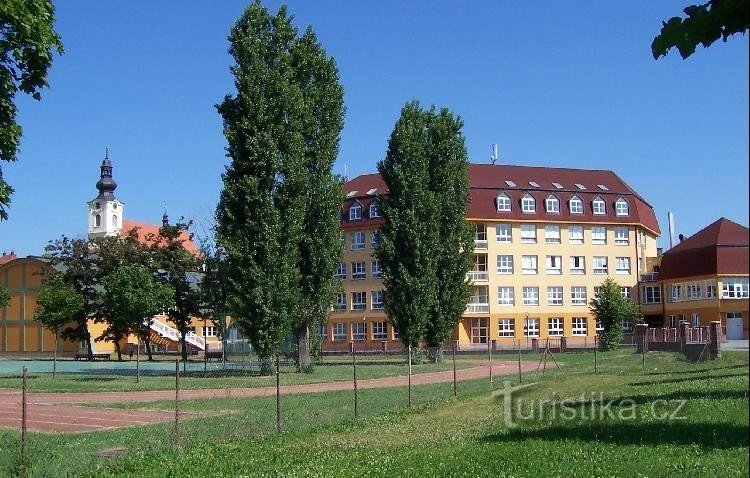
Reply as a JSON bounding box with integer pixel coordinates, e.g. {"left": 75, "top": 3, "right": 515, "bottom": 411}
{"left": 640, "top": 272, "right": 659, "bottom": 282}
{"left": 467, "top": 271, "right": 489, "bottom": 282}
{"left": 474, "top": 239, "right": 488, "bottom": 250}
{"left": 465, "top": 303, "right": 490, "bottom": 314}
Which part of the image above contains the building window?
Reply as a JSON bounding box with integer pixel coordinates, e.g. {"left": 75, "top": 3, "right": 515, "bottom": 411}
{"left": 371, "top": 260, "right": 382, "bottom": 278}
{"left": 548, "top": 317, "right": 563, "bottom": 336}
{"left": 545, "top": 225, "right": 561, "bottom": 244}
{"left": 520, "top": 224, "right": 537, "bottom": 243}
{"left": 524, "top": 318, "right": 540, "bottom": 337}
{"left": 372, "top": 321, "right": 387, "bottom": 340}
{"left": 333, "top": 323, "right": 347, "bottom": 341}
{"left": 568, "top": 225, "right": 584, "bottom": 245}
{"left": 467, "top": 286, "right": 489, "bottom": 313}
{"left": 572, "top": 317, "right": 588, "bottom": 336}
{"left": 496, "top": 255, "right": 513, "bottom": 274}
{"left": 706, "top": 281, "right": 717, "bottom": 298}
{"left": 642, "top": 285, "right": 662, "bottom": 304}
{"left": 521, "top": 194, "right": 536, "bottom": 213}
{"left": 670, "top": 284, "right": 682, "bottom": 302}
{"left": 596, "top": 320, "right": 604, "bottom": 334}
{"left": 112, "top": 215, "right": 118, "bottom": 228}
{"left": 335, "top": 263, "right": 347, "bottom": 279}
{"left": 521, "top": 255, "right": 538, "bottom": 275}
{"left": 351, "top": 231, "right": 365, "bottom": 250}
{"left": 392, "top": 327, "right": 400, "bottom": 340}
{"left": 95, "top": 214, "right": 101, "bottom": 227}
{"left": 621, "top": 320, "right": 633, "bottom": 333}
{"left": 369, "top": 200, "right": 381, "bottom": 218}
{"left": 333, "top": 292, "right": 346, "bottom": 312}
{"left": 545, "top": 256, "right": 562, "bottom": 275}
{"left": 469, "top": 254, "right": 489, "bottom": 281}
{"left": 690, "top": 313, "right": 700, "bottom": 327}
{"left": 352, "top": 292, "right": 367, "bottom": 311}
{"left": 318, "top": 323, "right": 328, "bottom": 341}
{"left": 546, "top": 195, "right": 560, "bottom": 213}
{"left": 722, "top": 278, "right": 749, "bottom": 298}
{"left": 614, "top": 226, "right": 629, "bottom": 245}
{"left": 593, "top": 256, "right": 608, "bottom": 275}
{"left": 203, "top": 326, "right": 216, "bottom": 337}
{"left": 571, "top": 286, "right": 587, "bottom": 306}
{"left": 569, "top": 256, "right": 585, "bottom": 275}
{"left": 620, "top": 287, "right": 631, "bottom": 299}
{"left": 497, "top": 287, "right": 515, "bottom": 306}
{"left": 496, "top": 193, "right": 511, "bottom": 212}
{"left": 371, "top": 230, "right": 381, "bottom": 248}
{"left": 351, "top": 261, "right": 366, "bottom": 280}
{"left": 615, "top": 198, "right": 629, "bottom": 216}
{"left": 495, "top": 224, "right": 512, "bottom": 243}
{"left": 372, "top": 290, "right": 384, "bottom": 310}
{"left": 592, "top": 196, "right": 606, "bottom": 215}
{"left": 668, "top": 315, "right": 676, "bottom": 328}
{"left": 471, "top": 318, "right": 489, "bottom": 344}
{"left": 615, "top": 257, "right": 631, "bottom": 275}
{"left": 591, "top": 226, "right": 606, "bottom": 245}
{"left": 498, "top": 319, "right": 515, "bottom": 337}
{"left": 569, "top": 195, "right": 583, "bottom": 214}
{"left": 522, "top": 286, "right": 539, "bottom": 306}
{"left": 349, "top": 202, "right": 362, "bottom": 220}
{"left": 474, "top": 223, "right": 488, "bottom": 249}
{"left": 687, "top": 282, "right": 702, "bottom": 300}
{"left": 352, "top": 322, "right": 367, "bottom": 340}
{"left": 547, "top": 286, "right": 564, "bottom": 306}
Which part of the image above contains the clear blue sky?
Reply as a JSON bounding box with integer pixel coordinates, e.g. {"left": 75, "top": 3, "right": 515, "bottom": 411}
{"left": 2, "top": 1, "right": 748, "bottom": 256}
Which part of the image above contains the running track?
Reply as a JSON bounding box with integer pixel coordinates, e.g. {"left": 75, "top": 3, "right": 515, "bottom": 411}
{"left": 0, "top": 361, "right": 535, "bottom": 432}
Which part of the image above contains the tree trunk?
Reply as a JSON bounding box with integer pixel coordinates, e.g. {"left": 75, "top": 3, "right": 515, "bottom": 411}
{"left": 144, "top": 334, "right": 154, "bottom": 361}
{"left": 296, "top": 324, "right": 312, "bottom": 373}
{"left": 84, "top": 326, "right": 94, "bottom": 360}
{"left": 426, "top": 346, "right": 443, "bottom": 364}
{"left": 115, "top": 340, "right": 122, "bottom": 361}
{"left": 181, "top": 330, "right": 188, "bottom": 362}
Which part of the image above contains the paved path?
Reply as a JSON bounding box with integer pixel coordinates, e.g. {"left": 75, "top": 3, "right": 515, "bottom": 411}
{"left": 0, "top": 361, "right": 535, "bottom": 432}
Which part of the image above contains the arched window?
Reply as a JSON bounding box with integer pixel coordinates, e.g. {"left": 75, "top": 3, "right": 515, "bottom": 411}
{"left": 369, "top": 200, "right": 381, "bottom": 218}
{"left": 496, "top": 193, "right": 511, "bottom": 212}
{"left": 349, "top": 202, "right": 362, "bottom": 221}
{"left": 545, "top": 195, "right": 560, "bottom": 214}
{"left": 95, "top": 214, "right": 101, "bottom": 227}
{"left": 615, "top": 198, "right": 629, "bottom": 216}
{"left": 521, "top": 194, "right": 536, "bottom": 213}
{"left": 592, "top": 196, "right": 606, "bottom": 215}
{"left": 569, "top": 195, "right": 583, "bottom": 214}
{"left": 112, "top": 215, "right": 118, "bottom": 227}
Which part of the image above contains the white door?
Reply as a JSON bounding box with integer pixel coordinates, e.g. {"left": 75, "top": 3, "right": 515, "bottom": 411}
{"left": 726, "top": 313, "right": 744, "bottom": 340}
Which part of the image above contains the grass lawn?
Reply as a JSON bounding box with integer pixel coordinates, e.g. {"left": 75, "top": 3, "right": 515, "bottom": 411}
{"left": 1, "top": 350, "right": 747, "bottom": 477}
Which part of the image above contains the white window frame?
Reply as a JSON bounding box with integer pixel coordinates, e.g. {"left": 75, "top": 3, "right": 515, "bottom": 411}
{"left": 349, "top": 202, "right": 362, "bottom": 220}
{"left": 547, "top": 286, "right": 564, "bottom": 306}
{"left": 548, "top": 317, "right": 563, "bottom": 336}
{"left": 333, "top": 292, "right": 347, "bottom": 312}
{"left": 335, "top": 263, "right": 347, "bottom": 279}
{"left": 470, "top": 318, "right": 489, "bottom": 344}
{"left": 545, "top": 224, "right": 561, "bottom": 244}
{"left": 497, "top": 287, "right": 515, "bottom": 306}
{"left": 569, "top": 195, "right": 583, "bottom": 214}
{"left": 332, "top": 323, "right": 347, "bottom": 341}
{"left": 568, "top": 225, "right": 584, "bottom": 245}
{"left": 522, "top": 286, "right": 539, "bottom": 306}
{"left": 371, "top": 230, "right": 380, "bottom": 248}
{"left": 545, "top": 255, "right": 562, "bottom": 275}
{"left": 593, "top": 256, "right": 608, "bottom": 275}
{"left": 615, "top": 198, "right": 629, "bottom": 216}
{"left": 572, "top": 317, "right": 588, "bottom": 336}
{"left": 591, "top": 226, "right": 606, "bottom": 245}
{"left": 569, "top": 256, "right": 585, "bottom": 275}
{"left": 351, "top": 292, "right": 367, "bottom": 311}
{"left": 615, "top": 257, "right": 631, "bottom": 275}
{"left": 523, "top": 318, "right": 540, "bottom": 337}
{"left": 496, "top": 255, "right": 513, "bottom": 274}
{"left": 571, "top": 286, "right": 587, "bottom": 306}
{"left": 691, "top": 313, "right": 700, "bottom": 327}
{"left": 592, "top": 196, "right": 606, "bottom": 215}
{"left": 614, "top": 226, "right": 629, "bottom": 245}
{"left": 496, "top": 193, "right": 512, "bottom": 212}
{"left": 495, "top": 223, "right": 512, "bottom": 243}
{"left": 521, "top": 194, "right": 536, "bottom": 213}
{"left": 371, "top": 260, "right": 382, "bottom": 278}
{"left": 546, "top": 195, "right": 560, "bottom": 214}
{"left": 351, "top": 261, "right": 366, "bottom": 280}
{"left": 318, "top": 323, "right": 328, "bottom": 341}
{"left": 521, "top": 255, "right": 538, "bottom": 275}
{"left": 372, "top": 321, "right": 387, "bottom": 340}
{"left": 520, "top": 224, "right": 537, "bottom": 243}
{"left": 351, "top": 231, "right": 365, "bottom": 250}
{"left": 722, "top": 278, "right": 749, "bottom": 299}
{"left": 498, "top": 319, "right": 515, "bottom": 337}
{"left": 352, "top": 322, "right": 367, "bottom": 341}
{"left": 202, "top": 326, "right": 216, "bottom": 337}
{"left": 371, "top": 290, "right": 384, "bottom": 310}
{"left": 642, "top": 285, "right": 662, "bottom": 304}
{"left": 369, "top": 200, "right": 381, "bottom": 218}
{"left": 620, "top": 287, "right": 631, "bottom": 299}
{"left": 668, "top": 315, "right": 676, "bottom": 328}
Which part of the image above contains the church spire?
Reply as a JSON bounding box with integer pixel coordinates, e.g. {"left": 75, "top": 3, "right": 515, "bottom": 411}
{"left": 95, "top": 147, "right": 117, "bottom": 200}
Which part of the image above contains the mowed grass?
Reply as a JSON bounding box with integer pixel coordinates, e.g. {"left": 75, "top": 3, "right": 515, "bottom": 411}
{"left": 1, "top": 350, "right": 747, "bottom": 477}
{"left": 0, "top": 359, "right": 477, "bottom": 393}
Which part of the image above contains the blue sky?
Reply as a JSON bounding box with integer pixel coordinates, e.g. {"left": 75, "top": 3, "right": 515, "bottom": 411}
{"left": 1, "top": 1, "right": 748, "bottom": 256}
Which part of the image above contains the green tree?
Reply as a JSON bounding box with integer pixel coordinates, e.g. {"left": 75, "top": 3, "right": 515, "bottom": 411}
{"left": 376, "top": 101, "right": 439, "bottom": 351}
{"left": 589, "top": 278, "right": 641, "bottom": 350}
{"left": 423, "top": 107, "right": 473, "bottom": 361}
{"left": 34, "top": 272, "right": 84, "bottom": 373}
{"left": 101, "top": 264, "right": 174, "bottom": 361}
{"left": 0, "top": 285, "right": 9, "bottom": 308}
{"left": 291, "top": 27, "right": 345, "bottom": 372}
{"left": 0, "top": 0, "right": 64, "bottom": 219}
{"left": 148, "top": 223, "right": 203, "bottom": 362}
{"left": 216, "top": 2, "right": 307, "bottom": 368}
{"left": 198, "top": 241, "right": 230, "bottom": 354}
{"left": 652, "top": 0, "right": 749, "bottom": 59}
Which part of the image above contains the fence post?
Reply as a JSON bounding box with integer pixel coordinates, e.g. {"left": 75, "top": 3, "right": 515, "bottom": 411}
{"left": 452, "top": 341, "right": 457, "bottom": 397}
{"left": 488, "top": 340, "right": 493, "bottom": 390}
{"left": 351, "top": 342, "right": 358, "bottom": 418}
{"left": 407, "top": 345, "right": 412, "bottom": 408}
{"left": 174, "top": 359, "right": 180, "bottom": 448}
{"left": 53, "top": 330, "right": 58, "bottom": 380}
{"left": 594, "top": 335, "right": 598, "bottom": 375}
{"left": 517, "top": 342, "right": 522, "bottom": 383}
{"left": 136, "top": 338, "right": 140, "bottom": 383}
{"left": 709, "top": 321, "right": 721, "bottom": 359}
{"left": 275, "top": 353, "right": 281, "bottom": 433}
{"left": 21, "top": 366, "right": 28, "bottom": 475}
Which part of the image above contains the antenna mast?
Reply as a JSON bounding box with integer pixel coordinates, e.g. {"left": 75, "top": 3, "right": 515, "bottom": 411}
{"left": 490, "top": 144, "right": 498, "bottom": 165}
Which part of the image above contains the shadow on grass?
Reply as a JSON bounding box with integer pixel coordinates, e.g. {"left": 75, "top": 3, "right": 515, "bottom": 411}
{"left": 629, "top": 371, "right": 749, "bottom": 387}
{"left": 482, "top": 421, "right": 748, "bottom": 450}
{"left": 641, "top": 363, "right": 748, "bottom": 376}
{"left": 538, "top": 389, "right": 749, "bottom": 409}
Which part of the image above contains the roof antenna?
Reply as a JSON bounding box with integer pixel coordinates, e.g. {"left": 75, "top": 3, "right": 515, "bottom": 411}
{"left": 490, "top": 144, "right": 498, "bottom": 165}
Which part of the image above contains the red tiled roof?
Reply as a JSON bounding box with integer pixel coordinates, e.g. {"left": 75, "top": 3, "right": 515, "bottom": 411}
{"left": 659, "top": 218, "right": 749, "bottom": 280}
{"left": 341, "top": 164, "right": 660, "bottom": 234}
{"left": 121, "top": 220, "right": 200, "bottom": 256}
{"left": 0, "top": 252, "right": 17, "bottom": 266}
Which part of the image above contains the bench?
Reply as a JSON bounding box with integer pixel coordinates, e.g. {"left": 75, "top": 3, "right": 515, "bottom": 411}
{"left": 74, "top": 353, "right": 111, "bottom": 361}
{"left": 204, "top": 351, "right": 224, "bottom": 361}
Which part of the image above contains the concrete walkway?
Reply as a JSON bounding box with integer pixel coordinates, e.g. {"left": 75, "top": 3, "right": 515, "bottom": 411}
{"left": 723, "top": 340, "right": 749, "bottom": 351}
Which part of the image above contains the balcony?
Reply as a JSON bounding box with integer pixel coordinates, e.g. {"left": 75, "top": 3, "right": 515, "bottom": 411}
{"left": 467, "top": 271, "right": 489, "bottom": 282}
{"left": 474, "top": 239, "right": 488, "bottom": 250}
{"left": 465, "top": 303, "right": 490, "bottom": 314}
{"left": 640, "top": 272, "right": 659, "bottom": 282}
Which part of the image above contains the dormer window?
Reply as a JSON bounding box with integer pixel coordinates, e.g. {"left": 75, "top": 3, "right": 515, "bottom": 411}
{"left": 615, "top": 198, "right": 629, "bottom": 216}
{"left": 592, "top": 196, "right": 606, "bottom": 215}
{"left": 521, "top": 194, "right": 536, "bottom": 213}
{"left": 496, "top": 193, "right": 511, "bottom": 212}
{"left": 349, "top": 202, "right": 362, "bottom": 221}
{"left": 569, "top": 195, "right": 583, "bottom": 214}
{"left": 369, "top": 200, "right": 381, "bottom": 218}
{"left": 545, "top": 195, "right": 560, "bottom": 214}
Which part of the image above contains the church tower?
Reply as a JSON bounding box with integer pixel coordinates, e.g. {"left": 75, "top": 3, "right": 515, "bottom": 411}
{"left": 87, "top": 149, "right": 124, "bottom": 238}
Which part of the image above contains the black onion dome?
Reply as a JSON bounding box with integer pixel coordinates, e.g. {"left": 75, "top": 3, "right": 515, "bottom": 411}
{"left": 96, "top": 158, "right": 117, "bottom": 200}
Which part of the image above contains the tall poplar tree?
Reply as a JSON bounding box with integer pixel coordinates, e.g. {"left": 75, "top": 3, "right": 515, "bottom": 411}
{"left": 216, "top": 3, "right": 305, "bottom": 366}
{"left": 376, "top": 101, "right": 439, "bottom": 350}
{"left": 423, "top": 108, "right": 473, "bottom": 360}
